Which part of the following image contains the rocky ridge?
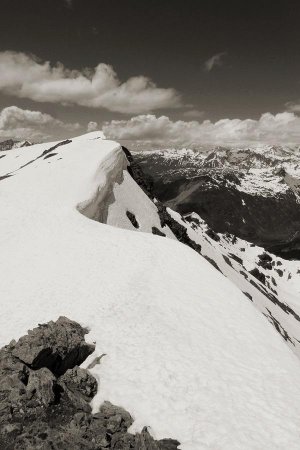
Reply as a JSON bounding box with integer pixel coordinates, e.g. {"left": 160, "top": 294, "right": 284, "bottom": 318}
{"left": 0, "top": 316, "right": 180, "bottom": 449}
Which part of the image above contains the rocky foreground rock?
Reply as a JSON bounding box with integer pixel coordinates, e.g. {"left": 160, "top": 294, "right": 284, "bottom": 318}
{"left": 0, "top": 317, "right": 180, "bottom": 449}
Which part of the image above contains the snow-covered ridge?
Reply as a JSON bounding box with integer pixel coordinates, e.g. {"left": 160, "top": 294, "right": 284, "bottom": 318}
{"left": 2, "top": 133, "right": 300, "bottom": 449}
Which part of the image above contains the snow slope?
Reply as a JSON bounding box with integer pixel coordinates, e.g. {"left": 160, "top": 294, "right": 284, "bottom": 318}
{"left": 171, "top": 211, "right": 300, "bottom": 356}
{"left": 1, "top": 133, "right": 300, "bottom": 449}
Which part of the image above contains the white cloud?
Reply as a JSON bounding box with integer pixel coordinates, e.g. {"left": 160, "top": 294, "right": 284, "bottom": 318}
{"left": 103, "top": 112, "right": 300, "bottom": 146}
{"left": 0, "top": 51, "right": 181, "bottom": 114}
{"left": 0, "top": 106, "right": 80, "bottom": 141}
{"left": 204, "top": 52, "right": 227, "bottom": 72}
{"left": 183, "top": 109, "right": 204, "bottom": 119}
{"left": 87, "top": 121, "right": 98, "bottom": 132}
{"left": 286, "top": 101, "right": 300, "bottom": 113}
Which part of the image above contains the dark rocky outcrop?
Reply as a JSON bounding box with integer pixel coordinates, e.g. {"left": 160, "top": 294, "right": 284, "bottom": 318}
{"left": 264, "top": 309, "right": 294, "bottom": 345}
{"left": 223, "top": 255, "right": 233, "bottom": 267}
{"left": 243, "top": 292, "right": 253, "bottom": 301}
{"left": 206, "top": 228, "right": 220, "bottom": 242}
{"left": 44, "top": 152, "right": 58, "bottom": 160}
{"left": 249, "top": 268, "right": 266, "bottom": 285}
{"left": 203, "top": 255, "right": 222, "bottom": 272}
{"left": 0, "top": 317, "right": 180, "bottom": 450}
{"left": 126, "top": 211, "right": 139, "bottom": 229}
{"left": 122, "top": 147, "right": 201, "bottom": 255}
{"left": 228, "top": 253, "right": 243, "bottom": 265}
{"left": 152, "top": 227, "right": 166, "bottom": 237}
{"left": 10, "top": 316, "right": 94, "bottom": 377}
{"left": 122, "top": 146, "right": 155, "bottom": 200}
{"left": 39, "top": 140, "right": 72, "bottom": 160}
{"left": 156, "top": 202, "right": 201, "bottom": 254}
{"left": 257, "top": 253, "right": 273, "bottom": 270}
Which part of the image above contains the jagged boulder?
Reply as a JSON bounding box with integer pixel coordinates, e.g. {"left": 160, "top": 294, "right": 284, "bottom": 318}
{"left": 135, "top": 428, "right": 180, "bottom": 450}
{"left": 11, "top": 316, "right": 95, "bottom": 376}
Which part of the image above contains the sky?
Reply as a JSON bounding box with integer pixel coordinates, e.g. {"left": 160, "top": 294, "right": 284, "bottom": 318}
{"left": 1, "top": 0, "right": 300, "bottom": 145}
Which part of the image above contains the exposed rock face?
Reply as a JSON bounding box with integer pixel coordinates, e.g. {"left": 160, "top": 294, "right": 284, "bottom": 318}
{"left": 122, "top": 146, "right": 155, "bottom": 200}
{"left": 10, "top": 316, "right": 94, "bottom": 377}
{"left": 126, "top": 210, "right": 139, "bottom": 229}
{"left": 132, "top": 147, "right": 300, "bottom": 259}
{"left": 152, "top": 227, "right": 166, "bottom": 237}
{"left": 0, "top": 317, "right": 180, "bottom": 450}
{"left": 122, "top": 146, "right": 201, "bottom": 255}
{"left": 156, "top": 202, "right": 202, "bottom": 254}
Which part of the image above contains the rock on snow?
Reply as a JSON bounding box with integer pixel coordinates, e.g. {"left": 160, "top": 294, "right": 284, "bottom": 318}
{"left": 1, "top": 132, "right": 300, "bottom": 449}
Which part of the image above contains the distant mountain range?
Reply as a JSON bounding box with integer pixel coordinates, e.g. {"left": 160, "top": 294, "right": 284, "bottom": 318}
{"left": 134, "top": 145, "right": 300, "bottom": 259}
{"left": 0, "top": 139, "right": 32, "bottom": 151}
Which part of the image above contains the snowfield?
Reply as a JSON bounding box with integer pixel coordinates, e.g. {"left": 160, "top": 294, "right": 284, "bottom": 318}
{"left": 1, "top": 132, "right": 300, "bottom": 449}
{"left": 170, "top": 211, "right": 300, "bottom": 357}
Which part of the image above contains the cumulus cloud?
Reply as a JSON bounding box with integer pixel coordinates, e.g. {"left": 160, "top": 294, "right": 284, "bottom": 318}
{"left": 0, "top": 51, "right": 181, "bottom": 114}
{"left": 0, "top": 106, "right": 80, "bottom": 141}
{"left": 103, "top": 112, "right": 300, "bottom": 146}
{"left": 204, "top": 52, "right": 227, "bottom": 72}
{"left": 286, "top": 101, "right": 300, "bottom": 113}
{"left": 87, "top": 121, "right": 98, "bottom": 132}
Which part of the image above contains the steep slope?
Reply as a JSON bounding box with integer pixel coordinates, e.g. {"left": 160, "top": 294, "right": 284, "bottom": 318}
{"left": 168, "top": 210, "right": 300, "bottom": 356}
{"left": 2, "top": 133, "right": 300, "bottom": 449}
{"left": 118, "top": 148, "right": 300, "bottom": 358}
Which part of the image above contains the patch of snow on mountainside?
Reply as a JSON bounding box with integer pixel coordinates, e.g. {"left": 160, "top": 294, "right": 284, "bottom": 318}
{"left": 170, "top": 210, "right": 300, "bottom": 356}
{"left": 134, "top": 144, "right": 300, "bottom": 198}
{"left": 2, "top": 133, "right": 300, "bottom": 448}
{"left": 133, "top": 145, "right": 300, "bottom": 260}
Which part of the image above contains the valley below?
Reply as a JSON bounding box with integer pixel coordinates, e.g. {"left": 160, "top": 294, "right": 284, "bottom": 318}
{"left": 134, "top": 145, "right": 300, "bottom": 259}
